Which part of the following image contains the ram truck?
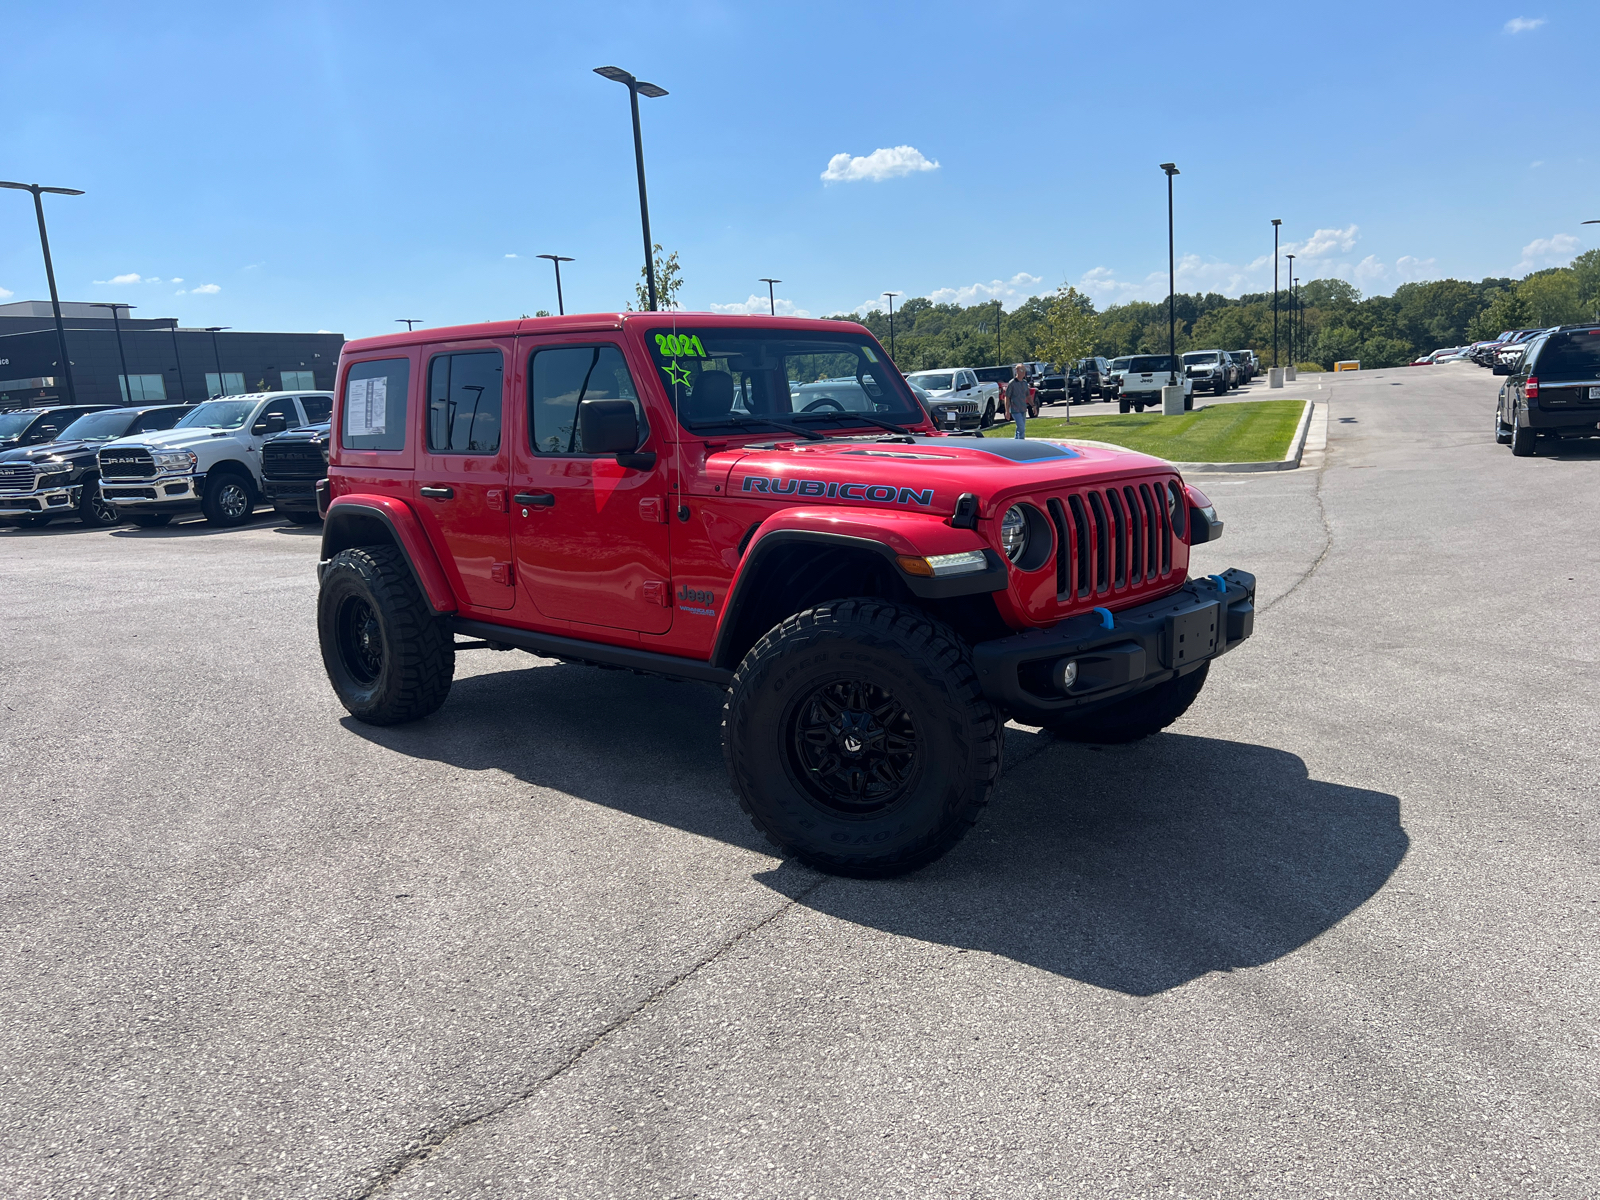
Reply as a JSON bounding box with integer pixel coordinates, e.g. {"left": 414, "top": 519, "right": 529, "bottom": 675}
{"left": 315, "top": 315, "right": 1255, "bottom": 878}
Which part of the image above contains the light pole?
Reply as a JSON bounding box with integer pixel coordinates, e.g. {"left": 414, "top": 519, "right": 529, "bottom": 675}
{"left": 1292, "top": 276, "right": 1300, "bottom": 365}
{"left": 168, "top": 321, "right": 190, "bottom": 402}
{"left": 205, "top": 327, "right": 231, "bottom": 396}
{"left": 759, "top": 278, "right": 782, "bottom": 316}
{"left": 994, "top": 299, "right": 1002, "bottom": 364}
{"left": 0, "top": 180, "right": 85, "bottom": 405}
{"left": 594, "top": 66, "right": 668, "bottom": 311}
{"left": 91, "top": 302, "right": 134, "bottom": 401}
{"left": 396, "top": 319, "right": 423, "bottom": 331}
{"left": 1284, "top": 253, "right": 1296, "bottom": 366}
{"left": 882, "top": 292, "right": 900, "bottom": 361}
{"left": 1160, "top": 164, "right": 1179, "bottom": 387}
{"left": 536, "top": 255, "right": 575, "bottom": 315}
{"left": 1272, "top": 219, "right": 1282, "bottom": 369}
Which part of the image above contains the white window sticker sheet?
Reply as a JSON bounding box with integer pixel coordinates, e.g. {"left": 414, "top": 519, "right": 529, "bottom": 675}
{"left": 346, "top": 376, "right": 388, "bottom": 436}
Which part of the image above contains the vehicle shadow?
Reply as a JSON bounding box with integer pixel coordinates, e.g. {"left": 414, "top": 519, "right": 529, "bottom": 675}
{"left": 345, "top": 660, "right": 1407, "bottom": 997}
{"left": 107, "top": 511, "right": 276, "bottom": 538}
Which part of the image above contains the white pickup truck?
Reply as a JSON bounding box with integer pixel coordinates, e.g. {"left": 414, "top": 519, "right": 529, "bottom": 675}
{"left": 98, "top": 391, "right": 333, "bottom": 527}
{"left": 1114, "top": 354, "right": 1194, "bottom": 413}
{"left": 904, "top": 367, "right": 1003, "bottom": 428}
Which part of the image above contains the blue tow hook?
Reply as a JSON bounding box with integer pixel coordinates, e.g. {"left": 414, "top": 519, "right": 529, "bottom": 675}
{"left": 1207, "top": 574, "right": 1228, "bottom": 595}
{"left": 1093, "top": 606, "right": 1114, "bottom": 629}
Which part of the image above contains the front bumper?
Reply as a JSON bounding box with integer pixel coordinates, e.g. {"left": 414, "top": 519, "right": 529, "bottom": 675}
{"left": 972, "top": 569, "right": 1256, "bottom": 724}
{"left": 929, "top": 409, "right": 983, "bottom": 432}
{"left": 0, "top": 484, "right": 79, "bottom": 516}
{"left": 101, "top": 472, "right": 202, "bottom": 511}
{"left": 264, "top": 478, "right": 322, "bottom": 508}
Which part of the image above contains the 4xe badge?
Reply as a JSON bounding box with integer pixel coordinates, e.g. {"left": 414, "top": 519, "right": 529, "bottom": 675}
{"left": 678, "top": 585, "right": 715, "bottom": 617}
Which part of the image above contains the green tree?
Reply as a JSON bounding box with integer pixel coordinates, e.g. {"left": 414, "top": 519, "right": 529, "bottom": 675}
{"left": 1571, "top": 249, "right": 1600, "bottom": 318}
{"left": 631, "top": 244, "right": 683, "bottom": 311}
{"left": 1038, "top": 285, "right": 1097, "bottom": 371}
{"left": 1467, "top": 286, "right": 1531, "bottom": 341}
{"left": 1518, "top": 269, "right": 1586, "bottom": 327}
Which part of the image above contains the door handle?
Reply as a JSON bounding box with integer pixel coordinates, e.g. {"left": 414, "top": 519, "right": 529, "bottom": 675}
{"left": 514, "top": 492, "right": 554, "bottom": 507}
{"left": 420, "top": 486, "right": 454, "bottom": 500}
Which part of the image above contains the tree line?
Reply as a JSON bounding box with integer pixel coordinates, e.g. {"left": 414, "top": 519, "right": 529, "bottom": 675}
{"left": 827, "top": 251, "right": 1600, "bottom": 371}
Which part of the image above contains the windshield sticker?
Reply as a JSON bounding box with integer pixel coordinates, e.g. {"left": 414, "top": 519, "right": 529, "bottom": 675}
{"left": 861, "top": 345, "right": 879, "bottom": 363}
{"left": 654, "top": 333, "right": 706, "bottom": 358}
{"left": 741, "top": 475, "right": 933, "bottom": 507}
{"left": 661, "top": 360, "right": 693, "bottom": 389}
{"left": 346, "top": 377, "right": 387, "bottom": 436}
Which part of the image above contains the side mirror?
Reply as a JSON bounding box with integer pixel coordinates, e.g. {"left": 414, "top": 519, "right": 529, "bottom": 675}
{"left": 1492, "top": 362, "right": 1511, "bottom": 376}
{"left": 578, "top": 399, "right": 654, "bottom": 468}
{"left": 257, "top": 412, "right": 290, "bottom": 435}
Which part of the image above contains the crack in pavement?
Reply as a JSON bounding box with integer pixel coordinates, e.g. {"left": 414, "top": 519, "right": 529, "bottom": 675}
{"left": 1258, "top": 442, "right": 1332, "bottom": 618}
{"left": 346, "top": 874, "right": 828, "bottom": 1198}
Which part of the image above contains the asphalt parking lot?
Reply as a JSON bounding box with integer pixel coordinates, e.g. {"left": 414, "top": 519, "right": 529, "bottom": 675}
{"left": 3, "top": 362, "right": 1597, "bottom": 1198}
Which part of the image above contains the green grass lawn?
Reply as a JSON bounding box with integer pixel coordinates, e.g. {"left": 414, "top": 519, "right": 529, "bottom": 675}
{"left": 1005, "top": 399, "right": 1307, "bottom": 462}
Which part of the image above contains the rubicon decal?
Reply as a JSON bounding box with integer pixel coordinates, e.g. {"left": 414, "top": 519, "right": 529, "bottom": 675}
{"left": 740, "top": 476, "right": 934, "bottom": 506}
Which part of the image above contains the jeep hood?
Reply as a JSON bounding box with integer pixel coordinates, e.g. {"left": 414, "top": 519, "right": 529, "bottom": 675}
{"left": 705, "top": 435, "right": 1175, "bottom": 516}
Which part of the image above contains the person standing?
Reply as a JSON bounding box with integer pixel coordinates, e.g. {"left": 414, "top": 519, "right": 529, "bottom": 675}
{"left": 1004, "top": 364, "right": 1031, "bottom": 439}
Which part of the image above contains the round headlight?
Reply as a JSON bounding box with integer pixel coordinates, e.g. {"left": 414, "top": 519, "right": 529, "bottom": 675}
{"left": 999, "top": 505, "right": 1028, "bottom": 562}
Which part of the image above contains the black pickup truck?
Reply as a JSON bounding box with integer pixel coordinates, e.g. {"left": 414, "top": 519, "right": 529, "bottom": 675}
{"left": 261, "top": 421, "right": 330, "bottom": 523}
{"left": 0, "top": 404, "right": 193, "bottom": 527}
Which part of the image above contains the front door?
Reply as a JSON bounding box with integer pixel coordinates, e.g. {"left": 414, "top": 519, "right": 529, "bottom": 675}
{"left": 510, "top": 336, "right": 672, "bottom": 634}
{"left": 414, "top": 342, "right": 514, "bottom": 611}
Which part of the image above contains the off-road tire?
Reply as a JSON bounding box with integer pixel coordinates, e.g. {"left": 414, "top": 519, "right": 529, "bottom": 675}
{"left": 319, "top": 545, "right": 454, "bottom": 725}
{"left": 129, "top": 514, "right": 171, "bottom": 528}
{"left": 723, "top": 598, "right": 1003, "bottom": 878}
{"left": 202, "top": 470, "right": 255, "bottom": 526}
{"left": 1184, "top": 392, "right": 1194, "bottom": 411}
{"left": 1042, "top": 661, "right": 1210, "bottom": 744}
{"left": 79, "top": 479, "right": 120, "bottom": 527}
{"left": 1510, "top": 420, "right": 1536, "bottom": 457}
{"left": 1214, "top": 377, "right": 1227, "bottom": 396}
{"left": 1119, "top": 399, "right": 1131, "bottom": 414}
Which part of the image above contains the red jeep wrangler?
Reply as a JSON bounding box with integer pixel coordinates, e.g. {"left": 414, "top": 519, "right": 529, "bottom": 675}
{"left": 316, "top": 314, "right": 1254, "bottom": 877}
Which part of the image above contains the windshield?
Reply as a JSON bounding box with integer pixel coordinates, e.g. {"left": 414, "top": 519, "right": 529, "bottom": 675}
{"left": 1110, "top": 358, "right": 1132, "bottom": 371}
{"left": 57, "top": 410, "right": 138, "bottom": 442}
{"left": 645, "top": 328, "right": 923, "bottom": 432}
{"left": 1183, "top": 352, "right": 1220, "bottom": 365}
{"left": 175, "top": 400, "right": 255, "bottom": 429}
{"left": 0, "top": 412, "right": 41, "bottom": 438}
{"left": 908, "top": 372, "right": 956, "bottom": 391}
{"left": 1128, "top": 356, "right": 1176, "bottom": 372}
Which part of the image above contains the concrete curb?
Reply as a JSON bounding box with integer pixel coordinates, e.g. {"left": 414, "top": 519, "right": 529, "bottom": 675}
{"left": 1169, "top": 399, "right": 1315, "bottom": 474}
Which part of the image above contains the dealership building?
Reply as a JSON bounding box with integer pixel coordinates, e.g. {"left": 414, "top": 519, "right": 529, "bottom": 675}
{"left": 0, "top": 300, "right": 344, "bottom": 411}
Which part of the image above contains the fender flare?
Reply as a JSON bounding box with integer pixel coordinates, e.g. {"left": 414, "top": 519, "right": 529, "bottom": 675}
{"left": 708, "top": 510, "right": 1006, "bottom": 670}
{"left": 319, "top": 494, "right": 459, "bottom": 614}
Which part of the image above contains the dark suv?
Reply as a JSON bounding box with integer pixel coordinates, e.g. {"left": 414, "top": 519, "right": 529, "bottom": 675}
{"left": 262, "top": 421, "right": 331, "bottom": 523}
{"left": 0, "top": 404, "right": 118, "bottom": 453}
{"left": 1495, "top": 323, "right": 1600, "bottom": 456}
{"left": 0, "top": 404, "right": 194, "bottom": 527}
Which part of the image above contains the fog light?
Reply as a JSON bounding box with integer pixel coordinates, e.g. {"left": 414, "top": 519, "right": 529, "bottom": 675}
{"left": 1055, "top": 660, "right": 1078, "bottom": 690}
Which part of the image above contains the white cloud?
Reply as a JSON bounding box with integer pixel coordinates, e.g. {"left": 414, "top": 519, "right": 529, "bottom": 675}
{"left": 821, "top": 145, "right": 939, "bottom": 184}
{"left": 1530, "top": 160, "right": 1544, "bottom": 168}
{"left": 926, "top": 272, "right": 1045, "bottom": 308}
{"left": 1395, "top": 255, "right": 1437, "bottom": 281}
{"left": 189, "top": 283, "right": 221, "bottom": 295}
{"left": 171, "top": 277, "right": 183, "bottom": 284}
{"left": 0, "top": 285, "right": 12, "bottom": 300}
{"left": 709, "top": 294, "right": 812, "bottom": 317}
{"left": 504, "top": 253, "right": 518, "bottom": 258}
{"left": 1504, "top": 16, "right": 1545, "bottom": 33}
{"left": 1288, "top": 225, "right": 1360, "bottom": 257}
{"left": 1517, "top": 233, "right": 1579, "bottom": 271}
{"left": 93, "top": 272, "right": 144, "bottom": 286}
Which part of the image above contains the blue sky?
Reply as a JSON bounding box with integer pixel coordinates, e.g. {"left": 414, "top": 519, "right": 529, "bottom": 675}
{"left": 2, "top": 0, "right": 1595, "bottom": 339}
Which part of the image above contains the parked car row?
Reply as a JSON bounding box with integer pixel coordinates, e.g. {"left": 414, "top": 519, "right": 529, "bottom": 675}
{"left": 0, "top": 392, "right": 332, "bottom": 530}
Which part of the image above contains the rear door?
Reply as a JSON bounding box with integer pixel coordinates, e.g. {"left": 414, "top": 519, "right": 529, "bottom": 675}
{"left": 510, "top": 335, "right": 672, "bottom": 634}
{"left": 413, "top": 341, "right": 515, "bottom": 611}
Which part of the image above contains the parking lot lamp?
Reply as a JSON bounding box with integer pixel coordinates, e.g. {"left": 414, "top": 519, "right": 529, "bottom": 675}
{"left": 1272, "top": 219, "right": 1282, "bottom": 369}
{"left": 536, "top": 256, "right": 574, "bottom": 315}
{"left": 1292, "top": 274, "right": 1300, "bottom": 364}
{"left": 882, "top": 292, "right": 900, "bottom": 360}
{"left": 1160, "top": 164, "right": 1179, "bottom": 387}
{"left": 0, "top": 180, "right": 85, "bottom": 405}
{"left": 594, "top": 66, "right": 668, "bottom": 311}
{"left": 1284, "top": 254, "right": 1296, "bottom": 363}
{"left": 759, "top": 278, "right": 781, "bottom": 316}
{"left": 205, "top": 327, "right": 231, "bottom": 396}
{"left": 396, "top": 319, "right": 423, "bottom": 331}
{"left": 91, "top": 303, "right": 134, "bottom": 401}
{"left": 994, "top": 299, "right": 1002, "bottom": 364}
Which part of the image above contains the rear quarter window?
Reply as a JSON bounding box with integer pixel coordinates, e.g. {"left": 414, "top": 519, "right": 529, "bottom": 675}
{"left": 342, "top": 359, "right": 410, "bottom": 451}
{"left": 1532, "top": 332, "right": 1600, "bottom": 377}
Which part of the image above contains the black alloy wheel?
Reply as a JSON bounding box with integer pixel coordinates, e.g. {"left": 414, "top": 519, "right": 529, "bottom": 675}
{"left": 202, "top": 474, "right": 254, "bottom": 526}
{"left": 787, "top": 678, "right": 919, "bottom": 816}
{"left": 335, "top": 594, "right": 385, "bottom": 688}
{"left": 981, "top": 399, "right": 996, "bottom": 428}
{"left": 79, "top": 479, "right": 120, "bottom": 527}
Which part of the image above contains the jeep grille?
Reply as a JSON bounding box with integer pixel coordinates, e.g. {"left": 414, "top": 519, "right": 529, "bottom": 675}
{"left": 1046, "top": 480, "right": 1179, "bottom": 603}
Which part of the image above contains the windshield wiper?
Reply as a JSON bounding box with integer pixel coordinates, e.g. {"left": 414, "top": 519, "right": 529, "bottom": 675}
{"left": 717, "top": 415, "right": 825, "bottom": 441}
{"left": 799, "top": 411, "right": 912, "bottom": 436}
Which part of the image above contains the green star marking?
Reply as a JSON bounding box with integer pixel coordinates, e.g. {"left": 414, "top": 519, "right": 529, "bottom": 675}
{"left": 663, "top": 359, "right": 693, "bottom": 389}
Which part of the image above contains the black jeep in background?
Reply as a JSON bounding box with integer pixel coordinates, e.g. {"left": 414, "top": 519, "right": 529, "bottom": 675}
{"left": 262, "top": 421, "right": 330, "bottom": 523}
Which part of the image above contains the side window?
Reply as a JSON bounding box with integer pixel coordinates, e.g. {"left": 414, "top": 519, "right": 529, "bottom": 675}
{"left": 342, "top": 358, "right": 410, "bottom": 451}
{"left": 427, "top": 351, "right": 504, "bottom": 453}
{"left": 300, "top": 395, "right": 332, "bottom": 423}
{"left": 528, "top": 344, "right": 642, "bottom": 455}
{"left": 256, "top": 397, "right": 299, "bottom": 432}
